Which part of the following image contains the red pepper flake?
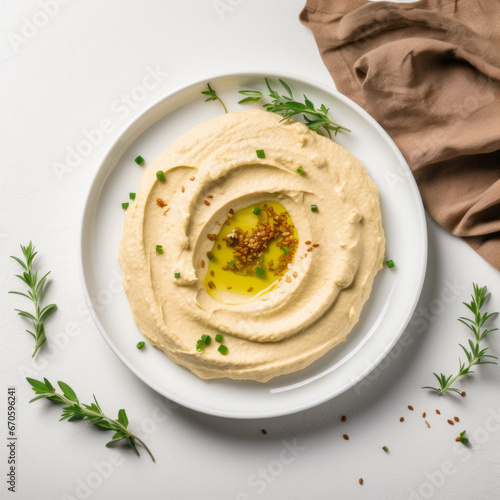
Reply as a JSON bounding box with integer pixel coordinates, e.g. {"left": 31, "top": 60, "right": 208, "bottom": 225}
{"left": 436, "top": 409, "right": 441, "bottom": 415}
{"left": 400, "top": 417, "right": 404, "bottom": 422}
{"left": 341, "top": 415, "right": 347, "bottom": 422}
{"left": 408, "top": 405, "right": 414, "bottom": 411}
{"left": 343, "top": 434, "right": 349, "bottom": 440}
{"left": 359, "top": 478, "right": 363, "bottom": 485}
{"left": 447, "top": 419, "right": 454, "bottom": 426}
{"left": 454, "top": 416, "right": 460, "bottom": 422}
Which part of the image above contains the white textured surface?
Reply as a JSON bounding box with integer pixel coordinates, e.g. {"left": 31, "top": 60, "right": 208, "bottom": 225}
{"left": 1, "top": 1, "right": 499, "bottom": 499}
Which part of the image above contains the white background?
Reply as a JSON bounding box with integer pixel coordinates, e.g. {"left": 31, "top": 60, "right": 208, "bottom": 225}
{"left": 1, "top": 1, "right": 499, "bottom": 499}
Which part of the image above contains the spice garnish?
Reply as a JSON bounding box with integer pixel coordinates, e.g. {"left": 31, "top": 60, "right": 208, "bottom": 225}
{"left": 341, "top": 415, "right": 347, "bottom": 422}
{"left": 447, "top": 419, "right": 455, "bottom": 426}
{"left": 134, "top": 155, "right": 144, "bottom": 165}
{"left": 436, "top": 409, "right": 441, "bottom": 415}
{"left": 181, "top": 185, "right": 185, "bottom": 193}
{"left": 201, "top": 260, "right": 205, "bottom": 268}
{"left": 359, "top": 478, "right": 363, "bottom": 485}
{"left": 425, "top": 421, "right": 430, "bottom": 428}
{"left": 408, "top": 405, "right": 414, "bottom": 411}
{"left": 136, "top": 341, "right": 145, "bottom": 350}
{"left": 454, "top": 416, "right": 459, "bottom": 422}
{"left": 156, "top": 198, "right": 167, "bottom": 208}
{"left": 400, "top": 417, "right": 404, "bottom": 422}
{"left": 190, "top": 176, "right": 195, "bottom": 181}
{"left": 155, "top": 245, "right": 163, "bottom": 254}
{"left": 343, "top": 434, "right": 349, "bottom": 440}
{"left": 261, "top": 429, "right": 268, "bottom": 435}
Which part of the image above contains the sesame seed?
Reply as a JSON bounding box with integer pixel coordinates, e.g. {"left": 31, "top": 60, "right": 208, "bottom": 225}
{"left": 305, "top": 240, "right": 311, "bottom": 245}
{"left": 312, "top": 243, "right": 319, "bottom": 247}
{"left": 285, "top": 275, "right": 292, "bottom": 283}
{"left": 454, "top": 416, "right": 459, "bottom": 422}
{"left": 400, "top": 417, "right": 404, "bottom": 422}
{"left": 207, "top": 194, "right": 213, "bottom": 198}
{"left": 307, "top": 247, "right": 313, "bottom": 252}
{"left": 447, "top": 419, "right": 454, "bottom": 426}
{"left": 210, "top": 270, "right": 214, "bottom": 277}
{"left": 455, "top": 436, "right": 462, "bottom": 442}
{"left": 408, "top": 405, "right": 414, "bottom": 411}
{"left": 343, "top": 434, "right": 349, "bottom": 440}
{"left": 181, "top": 185, "right": 185, "bottom": 193}
{"left": 201, "top": 260, "right": 205, "bottom": 268}
{"left": 189, "top": 176, "right": 195, "bottom": 181}
{"left": 436, "top": 409, "right": 441, "bottom": 415}
{"left": 422, "top": 412, "right": 426, "bottom": 418}
{"left": 359, "top": 478, "right": 363, "bottom": 485}
{"left": 204, "top": 200, "right": 210, "bottom": 206}
{"left": 247, "top": 287, "right": 253, "bottom": 292}
{"left": 293, "top": 271, "right": 298, "bottom": 279}
{"left": 341, "top": 415, "right": 347, "bottom": 422}
{"left": 425, "top": 421, "right": 430, "bottom": 428}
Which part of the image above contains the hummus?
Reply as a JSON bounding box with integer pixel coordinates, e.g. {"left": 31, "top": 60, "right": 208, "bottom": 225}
{"left": 118, "top": 109, "right": 385, "bottom": 382}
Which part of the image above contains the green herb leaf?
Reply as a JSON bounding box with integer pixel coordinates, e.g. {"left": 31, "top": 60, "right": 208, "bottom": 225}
{"left": 27, "top": 377, "right": 154, "bottom": 461}
{"left": 422, "top": 284, "right": 498, "bottom": 395}
{"left": 9, "top": 243, "right": 57, "bottom": 357}
{"left": 202, "top": 83, "right": 228, "bottom": 114}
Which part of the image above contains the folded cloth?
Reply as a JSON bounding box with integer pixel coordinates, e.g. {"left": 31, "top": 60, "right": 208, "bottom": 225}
{"left": 300, "top": 0, "right": 500, "bottom": 270}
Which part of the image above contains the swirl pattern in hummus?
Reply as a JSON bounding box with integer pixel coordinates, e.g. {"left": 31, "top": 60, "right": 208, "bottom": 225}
{"left": 118, "top": 109, "right": 385, "bottom": 382}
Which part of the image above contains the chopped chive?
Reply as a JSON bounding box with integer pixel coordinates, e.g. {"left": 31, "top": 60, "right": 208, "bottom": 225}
{"left": 256, "top": 149, "right": 265, "bottom": 159}
{"left": 255, "top": 267, "right": 265, "bottom": 277}
{"left": 201, "top": 334, "right": 211, "bottom": 346}
{"left": 134, "top": 155, "right": 144, "bottom": 165}
{"left": 174, "top": 272, "right": 181, "bottom": 278}
{"left": 156, "top": 245, "right": 163, "bottom": 254}
{"left": 228, "top": 260, "right": 235, "bottom": 267}
{"left": 382, "top": 446, "right": 389, "bottom": 452}
{"left": 280, "top": 246, "right": 289, "bottom": 255}
{"left": 122, "top": 202, "right": 129, "bottom": 210}
{"left": 386, "top": 260, "right": 395, "bottom": 268}
{"left": 311, "top": 204, "right": 318, "bottom": 212}
{"left": 215, "top": 334, "right": 223, "bottom": 343}
{"left": 196, "top": 346, "right": 203, "bottom": 352}
{"left": 208, "top": 251, "right": 215, "bottom": 261}
{"left": 296, "top": 166, "right": 305, "bottom": 175}
{"left": 136, "top": 341, "right": 145, "bottom": 350}
{"left": 156, "top": 171, "right": 165, "bottom": 181}
{"left": 218, "top": 344, "right": 228, "bottom": 355}
{"left": 129, "top": 192, "right": 136, "bottom": 200}
{"left": 253, "top": 206, "right": 262, "bottom": 215}
{"left": 459, "top": 430, "right": 469, "bottom": 445}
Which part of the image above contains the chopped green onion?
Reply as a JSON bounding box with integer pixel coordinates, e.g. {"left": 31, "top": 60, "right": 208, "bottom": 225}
{"left": 256, "top": 149, "right": 265, "bottom": 159}
{"left": 280, "top": 246, "right": 289, "bottom": 255}
{"left": 253, "top": 206, "right": 262, "bottom": 215}
{"left": 208, "top": 251, "right": 215, "bottom": 261}
{"left": 196, "top": 346, "right": 204, "bottom": 352}
{"left": 201, "top": 334, "right": 211, "bottom": 346}
{"left": 386, "top": 260, "right": 395, "bottom": 269}
{"left": 156, "top": 245, "right": 163, "bottom": 254}
{"left": 122, "top": 202, "right": 129, "bottom": 210}
{"left": 135, "top": 155, "right": 144, "bottom": 165}
{"left": 296, "top": 166, "right": 305, "bottom": 175}
{"left": 174, "top": 272, "right": 181, "bottom": 278}
{"left": 129, "top": 192, "right": 136, "bottom": 200}
{"left": 215, "top": 334, "right": 223, "bottom": 343}
{"left": 136, "top": 341, "right": 145, "bottom": 350}
{"left": 156, "top": 171, "right": 165, "bottom": 181}
{"left": 382, "top": 446, "right": 389, "bottom": 453}
{"left": 460, "top": 430, "right": 469, "bottom": 445}
{"left": 218, "top": 344, "right": 228, "bottom": 355}
{"left": 311, "top": 204, "right": 318, "bottom": 212}
{"left": 228, "top": 260, "right": 235, "bottom": 267}
{"left": 255, "top": 267, "right": 265, "bottom": 277}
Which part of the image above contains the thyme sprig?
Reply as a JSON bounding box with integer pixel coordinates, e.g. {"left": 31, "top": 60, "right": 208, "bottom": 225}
{"left": 238, "top": 78, "right": 351, "bottom": 138}
{"left": 9, "top": 242, "right": 57, "bottom": 357}
{"left": 27, "top": 377, "right": 155, "bottom": 462}
{"left": 201, "top": 82, "right": 228, "bottom": 113}
{"left": 423, "top": 284, "right": 498, "bottom": 395}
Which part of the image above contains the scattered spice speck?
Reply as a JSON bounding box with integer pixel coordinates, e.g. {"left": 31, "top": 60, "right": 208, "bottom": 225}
{"left": 343, "top": 434, "right": 349, "bottom": 440}
{"left": 461, "top": 391, "right": 466, "bottom": 397}
{"left": 425, "top": 421, "right": 431, "bottom": 428}
{"left": 454, "top": 416, "right": 460, "bottom": 422}
{"left": 359, "top": 478, "right": 363, "bottom": 485}
{"left": 400, "top": 417, "right": 404, "bottom": 422}
{"left": 341, "top": 415, "right": 347, "bottom": 422}
{"left": 447, "top": 419, "right": 455, "bottom": 426}
{"left": 261, "top": 429, "right": 268, "bottom": 435}
{"left": 436, "top": 409, "right": 441, "bottom": 415}
{"left": 422, "top": 412, "right": 426, "bottom": 418}
{"left": 408, "top": 405, "right": 414, "bottom": 411}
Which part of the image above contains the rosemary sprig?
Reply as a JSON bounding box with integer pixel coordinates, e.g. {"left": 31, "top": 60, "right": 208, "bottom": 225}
{"left": 27, "top": 377, "right": 155, "bottom": 462}
{"left": 9, "top": 242, "right": 57, "bottom": 357}
{"left": 423, "top": 284, "right": 498, "bottom": 395}
{"left": 238, "top": 78, "right": 351, "bottom": 138}
{"left": 201, "top": 82, "right": 228, "bottom": 113}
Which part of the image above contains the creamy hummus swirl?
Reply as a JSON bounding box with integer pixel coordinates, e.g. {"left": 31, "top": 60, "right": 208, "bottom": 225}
{"left": 118, "top": 109, "right": 385, "bottom": 382}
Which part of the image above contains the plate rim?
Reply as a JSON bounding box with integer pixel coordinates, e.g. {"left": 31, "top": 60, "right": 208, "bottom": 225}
{"left": 78, "top": 70, "right": 428, "bottom": 419}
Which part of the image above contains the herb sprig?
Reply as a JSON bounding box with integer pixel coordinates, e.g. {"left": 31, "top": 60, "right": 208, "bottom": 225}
{"left": 202, "top": 83, "right": 228, "bottom": 114}
{"left": 238, "top": 78, "right": 351, "bottom": 138}
{"left": 27, "top": 377, "right": 155, "bottom": 462}
{"left": 9, "top": 242, "right": 57, "bottom": 357}
{"left": 423, "top": 284, "right": 498, "bottom": 395}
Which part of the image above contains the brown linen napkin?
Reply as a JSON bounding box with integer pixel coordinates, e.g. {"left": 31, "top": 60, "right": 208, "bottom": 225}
{"left": 300, "top": 0, "right": 500, "bottom": 270}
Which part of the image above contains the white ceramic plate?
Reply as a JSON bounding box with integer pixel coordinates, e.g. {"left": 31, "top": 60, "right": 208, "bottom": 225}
{"left": 79, "top": 72, "right": 427, "bottom": 419}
